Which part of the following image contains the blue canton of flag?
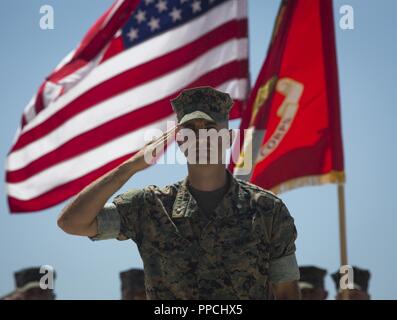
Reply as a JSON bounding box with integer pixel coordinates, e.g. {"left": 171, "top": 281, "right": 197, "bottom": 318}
{"left": 122, "top": 0, "right": 228, "bottom": 47}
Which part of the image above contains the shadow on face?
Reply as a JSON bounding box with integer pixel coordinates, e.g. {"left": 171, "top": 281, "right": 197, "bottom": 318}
{"left": 176, "top": 119, "right": 233, "bottom": 165}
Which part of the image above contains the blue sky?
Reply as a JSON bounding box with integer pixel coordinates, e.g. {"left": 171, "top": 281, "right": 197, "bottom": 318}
{"left": 1, "top": 0, "right": 396, "bottom": 299}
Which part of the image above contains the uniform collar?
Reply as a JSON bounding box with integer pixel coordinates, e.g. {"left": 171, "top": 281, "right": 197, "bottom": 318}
{"left": 171, "top": 169, "right": 241, "bottom": 219}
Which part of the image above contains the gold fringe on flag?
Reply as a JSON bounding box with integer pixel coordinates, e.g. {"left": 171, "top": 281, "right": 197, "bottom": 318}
{"left": 271, "top": 170, "right": 345, "bottom": 195}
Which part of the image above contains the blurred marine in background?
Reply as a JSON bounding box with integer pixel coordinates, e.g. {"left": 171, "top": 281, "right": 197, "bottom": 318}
{"left": 298, "top": 266, "right": 328, "bottom": 300}
{"left": 1, "top": 267, "right": 56, "bottom": 300}
{"left": 331, "top": 266, "right": 371, "bottom": 300}
{"left": 120, "top": 268, "right": 146, "bottom": 300}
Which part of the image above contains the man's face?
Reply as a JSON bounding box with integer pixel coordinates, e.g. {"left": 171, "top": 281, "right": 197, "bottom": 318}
{"left": 176, "top": 118, "right": 232, "bottom": 165}
{"left": 300, "top": 288, "right": 328, "bottom": 300}
{"left": 335, "top": 289, "right": 370, "bottom": 300}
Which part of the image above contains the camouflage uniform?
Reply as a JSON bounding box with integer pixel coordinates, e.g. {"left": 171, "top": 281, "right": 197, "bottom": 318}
{"left": 90, "top": 86, "right": 300, "bottom": 299}
{"left": 91, "top": 170, "right": 299, "bottom": 299}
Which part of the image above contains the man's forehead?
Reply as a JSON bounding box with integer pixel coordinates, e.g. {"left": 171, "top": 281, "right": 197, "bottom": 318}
{"left": 181, "top": 118, "right": 218, "bottom": 128}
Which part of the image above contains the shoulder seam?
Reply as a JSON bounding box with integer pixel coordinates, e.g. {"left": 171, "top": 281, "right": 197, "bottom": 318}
{"left": 237, "top": 179, "right": 281, "bottom": 199}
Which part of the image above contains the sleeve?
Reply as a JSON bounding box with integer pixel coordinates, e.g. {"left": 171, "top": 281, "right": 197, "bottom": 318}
{"left": 268, "top": 200, "right": 300, "bottom": 283}
{"left": 89, "top": 189, "right": 144, "bottom": 242}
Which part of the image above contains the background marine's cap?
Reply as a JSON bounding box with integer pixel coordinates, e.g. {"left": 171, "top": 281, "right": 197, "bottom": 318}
{"left": 14, "top": 267, "right": 56, "bottom": 292}
{"left": 331, "top": 266, "right": 371, "bottom": 292}
{"left": 298, "top": 266, "right": 327, "bottom": 290}
{"left": 120, "top": 268, "right": 145, "bottom": 292}
{"left": 171, "top": 86, "right": 233, "bottom": 125}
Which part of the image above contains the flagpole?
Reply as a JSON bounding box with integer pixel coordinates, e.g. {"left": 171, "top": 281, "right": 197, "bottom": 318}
{"left": 337, "top": 183, "right": 349, "bottom": 299}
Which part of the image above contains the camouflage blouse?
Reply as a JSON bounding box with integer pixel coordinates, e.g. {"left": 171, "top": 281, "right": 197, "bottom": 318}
{"left": 90, "top": 170, "right": 299, "bottom": 299}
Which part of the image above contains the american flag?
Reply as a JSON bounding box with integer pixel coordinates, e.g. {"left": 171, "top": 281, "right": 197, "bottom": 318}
{"left": 6, "top": 0, "right": 249, "bottom": 213}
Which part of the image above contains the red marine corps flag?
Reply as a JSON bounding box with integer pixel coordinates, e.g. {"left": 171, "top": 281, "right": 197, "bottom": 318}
{"left": 230, "top": 0, "right": 350, "bottom": 291}
{"left": 231, "top": 0, "right": 345, "bottom": 193}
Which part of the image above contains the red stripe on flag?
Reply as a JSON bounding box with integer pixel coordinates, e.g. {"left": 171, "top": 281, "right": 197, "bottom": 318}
{"left": 101, "top": 35, "right": 124, "bottom": 63}
{"left": 34, "top": 83, "right": 46, "bottom": 115}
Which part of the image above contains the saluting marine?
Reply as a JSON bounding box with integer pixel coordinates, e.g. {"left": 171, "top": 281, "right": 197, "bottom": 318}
{"left": 58, "top": 86, "right": 300, "bottom": 300}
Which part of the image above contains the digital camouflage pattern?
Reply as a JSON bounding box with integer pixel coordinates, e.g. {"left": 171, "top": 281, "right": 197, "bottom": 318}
{"left": 91, "top": 170, "right": 299, "bottom": 300}
{"left": 171, "top": 86, "right": 233, "bottom": 124}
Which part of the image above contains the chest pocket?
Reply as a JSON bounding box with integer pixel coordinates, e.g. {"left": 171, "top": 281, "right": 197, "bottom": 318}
{"left": 220, "top": 233, "right": 270, "bottom": 298}
{"left": 142, "top": 227, "right": 199, "bottom": 299}
{"left": 221, "top": 235, "right": 268, "bottom": 266}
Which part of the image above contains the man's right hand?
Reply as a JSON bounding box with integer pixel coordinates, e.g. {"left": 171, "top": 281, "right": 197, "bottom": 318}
{"left": 126, "top": 125, "right": 180, "bottom": 172}
{"left": 57, "top": 125, "right": 179, "bottom": 237}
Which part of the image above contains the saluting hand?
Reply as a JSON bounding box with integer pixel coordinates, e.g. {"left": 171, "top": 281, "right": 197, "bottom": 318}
{"left": 126, "top": 125, "right": 180, "bottom": 172}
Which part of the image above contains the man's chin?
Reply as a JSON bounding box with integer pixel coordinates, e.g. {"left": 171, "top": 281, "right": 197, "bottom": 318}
{"left": 187, "top": 158, "right": 223, "bottom": 166}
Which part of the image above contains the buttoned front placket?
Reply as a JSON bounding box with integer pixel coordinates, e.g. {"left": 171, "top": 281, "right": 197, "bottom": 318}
{"left": 171, "top": 171, "right": 250, "bottom": 298}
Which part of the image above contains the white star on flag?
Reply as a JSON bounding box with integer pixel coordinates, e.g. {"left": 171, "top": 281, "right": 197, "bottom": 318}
{"left": 169, "top": 7, "right": 182, "bottom": 22}
{"left": 135, "top": 10, "right": 146, "bottom": 24}
{"left": 191, "top": 1, "right": 202, "bottom": 13}
{"left": 148, "top": 17, "right": 160, "bottom": 31}
{"left": 156, "top": 0, "right": 168, "bottom": 13}
{"left": 127, "top": 28, "right": 139, "bottom": 41}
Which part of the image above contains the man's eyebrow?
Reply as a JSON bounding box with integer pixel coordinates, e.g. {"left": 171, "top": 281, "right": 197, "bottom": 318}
{"left": 205, "top": 122, "right": 217, "bottom": 127}
{"left": 182, "top": 123, "right": 195, "bottom": 129}
{"left": 202, "top": 122, "right": 217, "bottom": 128}
{"left": 182, "top": 122, "right": 217, "bottom": 129}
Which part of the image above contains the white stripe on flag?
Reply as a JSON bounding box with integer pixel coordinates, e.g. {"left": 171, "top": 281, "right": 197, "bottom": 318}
{"left": 217, "top": 79, "right": 248, "bottom": 100}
